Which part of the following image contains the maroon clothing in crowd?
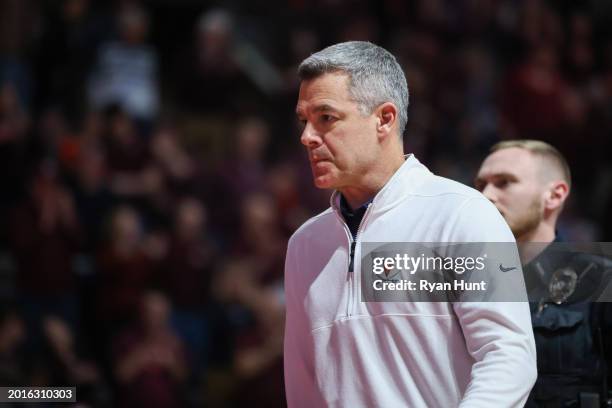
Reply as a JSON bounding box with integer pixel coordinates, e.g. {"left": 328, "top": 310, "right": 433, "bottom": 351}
{"left": 158, "top": 237, "right": 214, "bottom": 310}
{"left": 96, "top": 247, "right": 154, "bottom": 327}
{"left": 233, "top": 328, "right": 285, "bottom": 408}
{"left": 501, "top": 49, "right": 572, "bottom": 137}
{"left": 10, "top": 201, "right": 81, "bottom": 296}
{"left": 113, "top": 328, "right": 186, "bottom": 408}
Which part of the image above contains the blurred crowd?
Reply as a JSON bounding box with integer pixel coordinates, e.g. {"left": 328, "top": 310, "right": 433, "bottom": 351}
{"left": 1, "top": 0, "right": 612, "bottom": 406}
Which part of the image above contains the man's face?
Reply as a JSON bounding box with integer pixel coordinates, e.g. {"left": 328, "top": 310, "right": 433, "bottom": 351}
{"left": 475, "top": 148, "right": 545, "bottom": 238}
{"left": 296, "top": 72, "right": 379, "bottom": 190}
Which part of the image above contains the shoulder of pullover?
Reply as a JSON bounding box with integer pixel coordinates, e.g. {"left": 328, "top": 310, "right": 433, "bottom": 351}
{"left": 413, "top": 174, "right": 484, "bottom": 199}
{"left": 288, "top": 156, "right": 513, "bottom": 245}
{"left": 368, "top": 155, "right": 484, "bottom": 212}
{"left": 288, "top": 206, "right": 336, "bottom": 247}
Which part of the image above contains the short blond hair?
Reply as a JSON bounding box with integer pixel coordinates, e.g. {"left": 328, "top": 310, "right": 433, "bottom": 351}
{"left": 490, "top": 139, "right": 571, "bottom": 188}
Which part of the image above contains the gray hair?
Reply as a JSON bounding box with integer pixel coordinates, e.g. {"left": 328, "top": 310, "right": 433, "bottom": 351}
{"left": 298, "top": 41, "right": 409, "bottom": 138}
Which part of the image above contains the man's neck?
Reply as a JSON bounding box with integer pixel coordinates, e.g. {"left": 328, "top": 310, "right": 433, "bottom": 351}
{"left": 516, "top": 223, "right": 556, "bottom": 264}
{"left": 340, "top": 152, "right": 405, "bottom": 210}
{"left": 340, "top": 186, "right": 378, "bottom": 210}
{"left": 517, "top": 223, "right": 556, "bottom": 244}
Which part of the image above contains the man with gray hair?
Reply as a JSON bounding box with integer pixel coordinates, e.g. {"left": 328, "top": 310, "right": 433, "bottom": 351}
{"left": 284, "top": 41, "right": 536, "bottom": 407}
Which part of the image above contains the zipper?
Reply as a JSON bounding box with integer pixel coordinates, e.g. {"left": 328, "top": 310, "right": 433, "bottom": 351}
{"left": 348, "top": 242, "right": 356, "bottom": 272}
{"left": 350, "top": 205, "right": 372, "bottom": 316}
{"left": 342, "top": 227, "right": 355, "bottom": 317}
{"left": 332, "top": 198, "right": 373, "bottom": 317}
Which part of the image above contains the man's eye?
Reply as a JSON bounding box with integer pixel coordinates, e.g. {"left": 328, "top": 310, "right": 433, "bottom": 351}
{"left": 321, "top": 114, "right": 335, "bottom": 123}
{"left": 494, "top": 179, "right": 509, "bottom": 189}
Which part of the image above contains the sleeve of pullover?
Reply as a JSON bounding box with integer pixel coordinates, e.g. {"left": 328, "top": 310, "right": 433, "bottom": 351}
{"left": 449, "top": 197, "right": 537, "bottom": 408}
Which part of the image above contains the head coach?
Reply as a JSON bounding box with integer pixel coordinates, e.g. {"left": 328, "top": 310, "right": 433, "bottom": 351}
{"left": 283, "top": 41, "right": 537, "bottom": 407}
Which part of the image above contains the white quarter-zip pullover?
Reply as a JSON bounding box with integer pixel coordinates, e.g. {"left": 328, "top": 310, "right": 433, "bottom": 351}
{"left": 284, "top": 155, "right": 537, "bottom": 407}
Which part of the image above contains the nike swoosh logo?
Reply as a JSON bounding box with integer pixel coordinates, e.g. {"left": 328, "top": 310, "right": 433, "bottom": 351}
{"left": 499, "top": 264, "right": 517, "bottom": 273}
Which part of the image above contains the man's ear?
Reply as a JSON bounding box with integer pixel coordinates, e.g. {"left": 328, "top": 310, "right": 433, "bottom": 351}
{"left": 375, "top": 102, "right": 397, "bottom": 139}
{"left": 544, "top": 180, "right": 570, "bottom": 212}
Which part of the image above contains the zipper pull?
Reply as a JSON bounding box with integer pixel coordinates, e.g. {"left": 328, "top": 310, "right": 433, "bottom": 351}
{"left": 348, "top": 241, "right": 356, "bottom": 273}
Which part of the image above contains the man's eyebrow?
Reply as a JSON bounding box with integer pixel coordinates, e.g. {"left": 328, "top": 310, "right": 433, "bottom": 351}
{"left": 474, "top": 172, "right": 519, "bottom": 184}
{"left": 477, "top": 172, "right": 519, "bottom": 182}
{"left": 295, "top": 103, "right": 339, "bottom": 117}
{"left": 312, "top": 104, "right": 338, "bottom": 113}
{"left": 492, "top": 172, "right": 519, "bottom": 181}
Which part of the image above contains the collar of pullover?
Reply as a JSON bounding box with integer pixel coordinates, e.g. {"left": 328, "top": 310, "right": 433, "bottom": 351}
{"left": 330, "top": 154, "right": 433, "bottom": 218}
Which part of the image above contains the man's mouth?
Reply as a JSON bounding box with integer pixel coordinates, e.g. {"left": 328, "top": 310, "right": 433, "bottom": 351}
{"left": 310, "top": 154, "right": 330, "bottom": 164}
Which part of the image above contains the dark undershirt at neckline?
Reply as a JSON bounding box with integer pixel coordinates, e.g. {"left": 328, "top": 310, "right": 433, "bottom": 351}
{"left": 339, "top": 194, "right": 372, "bottom": 239}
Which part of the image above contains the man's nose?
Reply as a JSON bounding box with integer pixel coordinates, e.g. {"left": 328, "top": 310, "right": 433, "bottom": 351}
{"left": 481, "top": 184, "right": 497, "bottom": 203}
{"left": 300, "top": 123, "right": 322, "bottom": 148}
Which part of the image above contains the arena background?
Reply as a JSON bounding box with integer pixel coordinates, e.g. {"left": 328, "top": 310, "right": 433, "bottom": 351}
{"left": 1, "top": 0, "right": 612, "bottom": 406}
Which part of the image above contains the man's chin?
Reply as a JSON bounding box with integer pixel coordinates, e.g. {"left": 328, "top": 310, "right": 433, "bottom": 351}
{"left": 312, "top": 175, "right": 336, "bottom": 189}
{"left": 313, "top": 179, "right": 333, "bottom": 189}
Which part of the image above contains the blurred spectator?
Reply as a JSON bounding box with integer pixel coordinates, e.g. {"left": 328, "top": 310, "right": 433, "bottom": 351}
{"left": 36, "top": 107, "right": 80, "bottom": 175}
{"left": 0, "top": 307, "right": 26, "bottom": 386}
{"left": 103, "top": 106, "right": 160, "bottom": 200}
{"left": 0, "top": 0, "right": 37, "bottom": 109}
{"left": 221, "top": 117, "right": 269, "bottom": 195}
{"left": 0, "top": 82, "right": 30, "bottom": 229}
{"left": 233, "top": 192, "right": 285, "bottom": 285}
{"left": 96, "top": 205, "right": 153, "bottom": 332}
{"left": 160, "top": 198, "right": 214, "bottom": 308}
{"left": 34, "top": 0, "right": 108, "bottom": 121}
{"left": 150, "top": 122, "right": 201, "bottom": 197}
{"left": 9, "top": 160, "right": 81, "bottom": 339}
{"left": 114, "top": 290, "right": 188, "bottom": 408}
{"left": 338, "top": 15, "right": 381, "bottom": 44}
{"left": 88, "top": 3, "right": 159, "bottom": 122}
{"left": 517, "top": 1, "right": 563, "bottom": 50}
{"left": 459, "top": 43, "right": 498, "bottom": 144}
{"left": 0, "top": 82, "right": 29, "bottom": 143}
{"left": 266, "top": 161, "right": 311, "bottom": 234}
{"left": 214, "top": 259, "right": 285, "bottom": 407}
{"left": 500, "top": 43, "right": 575, "bottom": 139}
{"left": 158, "top": 197, "right": 216, "bottom": 374}
{"left": 72, "top": 144, "right": 115, "bottom": 251}
{"left": 173, "top": 8, "right": 273, "bottom": 115}
{"left": 233, "top": 284, "right": 285, "bottom": 408}
{"left": 209, "top": 116, "right": 270, "bottom": 238}
{"left": 565, "top": 13, "right": 595, "bottom": 85}
{"left": 281, "top": 27, "right": 320, "bottom": 89}
{"left": 42, "top": 315, "right": 107, "bottom": 404}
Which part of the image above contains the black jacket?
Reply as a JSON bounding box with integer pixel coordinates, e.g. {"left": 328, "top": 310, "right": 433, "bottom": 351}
{"left": 524, "top": 242, "right": 612, "bottom": 407}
